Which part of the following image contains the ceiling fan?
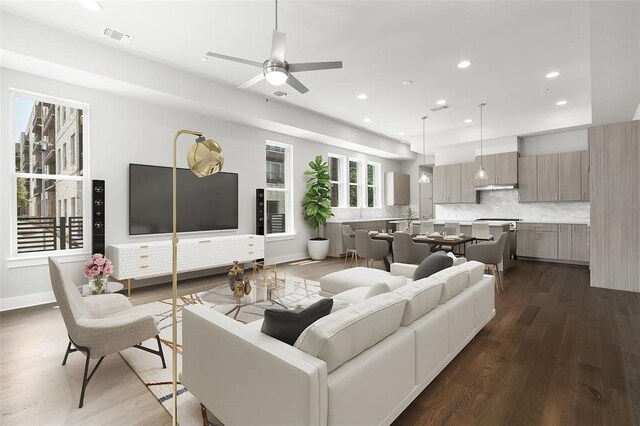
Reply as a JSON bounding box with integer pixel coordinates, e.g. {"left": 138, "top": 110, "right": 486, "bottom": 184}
{"left": 205, "top": 0, "right": 342, "bottom": 94}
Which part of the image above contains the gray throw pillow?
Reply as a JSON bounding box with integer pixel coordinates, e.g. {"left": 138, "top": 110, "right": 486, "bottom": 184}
{"left": 413, "top": 252, "right": 453, "bottom": 281}
{"left": 261, "top": 298, "right": 333, "bottom": 345}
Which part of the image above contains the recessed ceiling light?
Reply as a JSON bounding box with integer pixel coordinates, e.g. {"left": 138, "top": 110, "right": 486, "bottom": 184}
{"left": 363, "top": 118, "right": 372, "bottom": 123}
{"left": 200, "top": 56, "right": 209, "bottom": 62}
{"left": 436, "top": 99, "right": 447, "bottom": 106}
{"left": 545, "top": 71, "right": 560, "bottom": 79}
{"left": 398, "top": 132, "right": 405, "bottom": 136}
{"left": 457, "top": 60, "right": 472, "bottom": 69}
{"left": 78, "top": 0, "right": 102, "bottom": 11}
{"left": 555, "top": 100, "right": 567, "bottom": 106}
{"left": 357, "top": 93, "right": 367, "bottom": 100}
{"left": 464, "top": 119, "right": 473, "bottom": 124}
{"left": 402, "top": 80, "right": 414, "bottom": 86}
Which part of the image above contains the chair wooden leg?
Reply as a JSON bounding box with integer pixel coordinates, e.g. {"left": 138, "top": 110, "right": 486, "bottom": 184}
{"left": 490, "top": 264, "right": 501, "bottom": 294}
{"left": 496, "top": 265, "right": 504, "bottom": 292}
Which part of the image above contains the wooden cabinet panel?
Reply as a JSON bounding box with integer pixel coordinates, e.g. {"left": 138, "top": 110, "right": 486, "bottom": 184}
{"left": 459, "top": 162, "right": 477, "bottom": 203}
{"left": 446, "top": 164, "right": 461, "bottom": 203}
{"left": 517, "top": 230, "right": 535, "bottom": 257}
{"left": 495, "top": 152, "right": 518, "bottom": 184}
{"left": 433, "top": 166, "right": 447, "bottom": 204}
{"left": 581, "top": 150, "right": 589, "bottom": 201}
{"left": 537, "top": 154, "right": 559, "bottom": 201}
{"left": 475, "top": 154, "right": 496, "bottom": 186}
{"left": 517, "top": 230, "right": 558, "bottom": 259}
{"left": 558, "top": 224, "right": 572, "bottom": 260}
{"left": 384, "top": 172, "right": 410, "bottom": 205}
{"left": 519, "top": 223, "right": 558, "bottom": 232}
{"left": 558, "top": 152, "right": 582, "bottom": 201}
{"left": 571, "top": 224, "right": 589, "bottom": 262}
{"left": 518, "top": 156, "right": 538, "bottom": 202}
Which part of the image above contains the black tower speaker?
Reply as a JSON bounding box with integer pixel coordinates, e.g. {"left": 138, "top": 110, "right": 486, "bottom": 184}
{"left": 256, "top": 188, "right": 265, "bottom": 236}
{"left": 92, "top": 180, "right": 105, "bottom": 255}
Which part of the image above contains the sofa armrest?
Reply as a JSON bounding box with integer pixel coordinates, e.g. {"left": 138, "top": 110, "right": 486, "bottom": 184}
{"left": 182, "top": 305, "right": 328, "bottom": 426}
{"left": 390, "top": 262, "right": 418, "bottom": 279}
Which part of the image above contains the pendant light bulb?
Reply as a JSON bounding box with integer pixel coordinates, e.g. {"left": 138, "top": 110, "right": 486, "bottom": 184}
{"left": 419, "top": 115, "right": 431, "bottom": 184}
{"left": 476, "top": 103, "right": 488, "bottom": 180}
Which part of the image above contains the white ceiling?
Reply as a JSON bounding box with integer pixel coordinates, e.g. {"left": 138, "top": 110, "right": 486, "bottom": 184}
{"left": 1, "top": 0, "right": 593, "bottom": 143}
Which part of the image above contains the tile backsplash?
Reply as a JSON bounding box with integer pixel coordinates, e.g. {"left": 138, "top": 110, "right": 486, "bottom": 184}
{"left": 434, "top": 189, "right": 590, "bottom": 221}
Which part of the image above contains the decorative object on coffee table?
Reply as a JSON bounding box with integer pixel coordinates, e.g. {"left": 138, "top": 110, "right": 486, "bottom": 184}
{"left": 227, "top": 261, "right": 244, "bottom": 290}
{"left": 83, "top": 253, "right": 113, "bottom": 295}
{"left": 169, "top": 129, "right": 223, "bottom": 426}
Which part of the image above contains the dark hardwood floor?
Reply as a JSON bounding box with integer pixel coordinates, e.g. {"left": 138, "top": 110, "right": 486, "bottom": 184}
{"left": 392, "top": 260, "right": 640, "bottom": 426}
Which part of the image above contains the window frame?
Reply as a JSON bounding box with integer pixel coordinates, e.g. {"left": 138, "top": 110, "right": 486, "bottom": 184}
{"left": 347, "top": 158, "right": 364, "bottom": 208}
{"left": 265, "top": 140, "right": 295, "bottom": 240}
{"left": 327, "top": 153, "right": 347, "bottom": 208}
{"left": 7, "top": 88, "right": 91, "bottom": 266}
{"left": 366, "top": 161, "right": 382, "bottom": 208}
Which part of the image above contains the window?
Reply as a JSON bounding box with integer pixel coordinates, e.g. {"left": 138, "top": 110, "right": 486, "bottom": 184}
{"left": 348, "top": 159, "right": 362, "bottom": 207}
{"left": 11, "top": 91, "right": 88, "bottom": 256}
{"left": 367, "top": 161, "right": 381, "bottom": 208}
{"left": 265, "top": 142, "right": 293, "bottom": 236}
{"left": 328, "top": 154, "right": 345, "bottom": 207}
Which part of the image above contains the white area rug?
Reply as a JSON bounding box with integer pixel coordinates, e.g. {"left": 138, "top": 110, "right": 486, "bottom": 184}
{"left": 119, "top": 277, "right": 321, "bottom": 425}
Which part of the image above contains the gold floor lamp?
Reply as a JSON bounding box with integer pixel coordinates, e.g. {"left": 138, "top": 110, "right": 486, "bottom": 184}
{"left": 171, "top": 130, "right": 223, "bottom": 425}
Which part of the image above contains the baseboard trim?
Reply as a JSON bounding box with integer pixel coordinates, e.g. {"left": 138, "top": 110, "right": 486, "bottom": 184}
{"left": 0, "top": 291, "right": 55, "bottom": 312}
{"left": 264, "top": 252, "right": 309, "bottom": 265}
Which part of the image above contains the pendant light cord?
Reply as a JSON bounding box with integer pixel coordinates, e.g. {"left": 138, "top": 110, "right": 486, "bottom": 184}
{"left": 478, "top": 103, "right": 486, "bottom": 167}
{"left": 422, "top": 116, "right": 427, "bottom": 165}
{"left": 275, "top": 0, "right": 278, "bottom": 31}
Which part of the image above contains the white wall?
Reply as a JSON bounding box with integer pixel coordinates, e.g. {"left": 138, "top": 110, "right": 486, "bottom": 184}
{"left": 518, "top": 129, "right": 587, "bottom": 156}
{"left": 0, "top": 68, "right": 404, "bottom": 310}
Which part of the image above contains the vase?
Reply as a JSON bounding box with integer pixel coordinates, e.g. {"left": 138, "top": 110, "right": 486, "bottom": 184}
{"left": 93, "top": 275, "right": 106, "bottom": 294}
{"left": 227, "top": 261, "right": 244, "bottom": 290}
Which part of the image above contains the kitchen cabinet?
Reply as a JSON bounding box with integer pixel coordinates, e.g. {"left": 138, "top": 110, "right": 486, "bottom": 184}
{"left": 519, "top": 222, "right": 589, "bottom": 263}
{"left": 384, "top": 172, "right": 410, "bottom": 205}
{"left": 518, "top": 156, "right": 537, "bottom": 202}
{"left": 558, "top": 224, "right": 572, "bottom": 260}
{"left": 558, "top": 152, "right": 582, "bottom": 200}
{"left": 517, "top": 229, "right": 558, "bottom": 259}
{"left": 580, "top": 150, "right": 589, "bottom": 201}
{"left": 537, "top": 154, "right": 559, "bottom": 201}
{"left": 571, "top": 224, "right": 589, "bottom": 262}
{"left": 432, "top": 163, "right": 477, "bottom": 204}
{"left": 475, "top": 152, "right": 518, "bottom": 186}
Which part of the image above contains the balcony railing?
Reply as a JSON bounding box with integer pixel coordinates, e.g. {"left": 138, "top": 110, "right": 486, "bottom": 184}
{"left": 16, "top": 216, "right": 83, "bottom": 253}
{"left": 267, "top": 213, "right": 286, "bottom": 234}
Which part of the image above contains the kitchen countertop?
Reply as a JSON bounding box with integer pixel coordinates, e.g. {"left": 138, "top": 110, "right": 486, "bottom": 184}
{"left": 428, "top": 220, "right": 513, "bottom": 227}
{"left": 519, "top": 220, "right": 590, "bottom": 225}
{"left": 327, "top": 217, "right": 418, "bottom": 224}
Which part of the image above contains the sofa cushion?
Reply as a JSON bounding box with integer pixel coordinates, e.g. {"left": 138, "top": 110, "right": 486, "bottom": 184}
{"left": 430, "top": 267, "right": 470, "bottom": 303}
{"left": 394, "top": 277, "right": 443, "bottom": 326}
{"left": 447, "top": 252, "right": 467, "bottom": 266}
{"left": 294, "top": 293, "right": 406, "bottom": 372}
{"left": 413, "top": 252, "right": 453, "bottom": 281}
{"left": 333, "top": 282, "right": 391, "bottom": 305}
{"left": 261, "top": 298, "right": 333, "bottom": 345}
{"left": 456, "top": 261, "right": 486, "bottom": 287}
{"left": 320, "top": 267, "right": 406, "bottom": 296}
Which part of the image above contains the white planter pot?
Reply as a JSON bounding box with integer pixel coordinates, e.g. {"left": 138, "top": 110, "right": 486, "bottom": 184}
{"left": 308, "top": 239, "right": 330, "bottom": 261}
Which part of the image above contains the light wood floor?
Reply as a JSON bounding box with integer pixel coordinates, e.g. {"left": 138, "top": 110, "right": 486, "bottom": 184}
{"left": 1, "top": 259, "right": 638, "bottom": 425}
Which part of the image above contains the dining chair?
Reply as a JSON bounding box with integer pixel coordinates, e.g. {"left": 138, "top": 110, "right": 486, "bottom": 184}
{"left": 355, "top": 229, "right": 390, "bottom": 268}
{"left": 420, "top": 221, "right": 435, "bottom": 235}
{"left": 471, "top": 222, "right": 493, "bottom": 241}
{"left": 342, "top": 225, "right": 358, "bottom": 266}
{"left": 465, "top": 232, "right": 508, "bottom": 293}
{"left": 395, "top": 220, "right": 409, "bottom": 233}
{"left": 392, "top": 232, "right": 431, "bottom": 264}
{"left": 48, "top": 257, "right": 165, "bottom": 408}
{"left": 443, "top": 222, "right": 460, "bottom": 235}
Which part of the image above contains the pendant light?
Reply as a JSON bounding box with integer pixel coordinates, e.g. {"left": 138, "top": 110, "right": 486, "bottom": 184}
{"left": 418, "top": 115, "right": 431, "bottom": 184}
{"left": 475, "top": 103, "right": 488, "bottom": 180}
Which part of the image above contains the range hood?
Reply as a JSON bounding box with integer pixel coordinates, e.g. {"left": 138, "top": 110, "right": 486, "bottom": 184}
{"left": 474, "top": 184, "right": 517, "bottom": 191}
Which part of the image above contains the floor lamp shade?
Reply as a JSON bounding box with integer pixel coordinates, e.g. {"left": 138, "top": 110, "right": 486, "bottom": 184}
{"left": 187, "top": 138, "right": 224, "bottom": 178}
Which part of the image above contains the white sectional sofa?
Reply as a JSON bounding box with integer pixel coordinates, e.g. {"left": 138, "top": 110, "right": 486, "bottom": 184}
{"left": 181, "top": 261, "right": 495, "bottom": 426}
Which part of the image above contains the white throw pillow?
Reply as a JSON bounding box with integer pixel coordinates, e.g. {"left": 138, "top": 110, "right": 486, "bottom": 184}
{"left": 394, "top": 277, "right": 443, "bottom": 326}
{"left": 333, "top": 282, "right": 391, "bottom": 305}
{"left": 294, "top": 293, "right": 406, "bottom": 372}
{"left": 448, "top": 252, "right": 467, "bottom": 266}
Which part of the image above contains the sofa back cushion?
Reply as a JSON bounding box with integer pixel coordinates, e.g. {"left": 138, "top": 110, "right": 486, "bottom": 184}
{"left": 294, "top": 293, "right": 406, "bottom": 372}
{"left": 430, "top": 267, "right": 470, "bottom": 303}
{"left": 456, "top": 261, "right": 485, "bottom": 287}
{"left": 394, "top": 277, "right": 443, "bottom": 326}
{"left": 412, "top": 252, "right": 453, "bottom": 281}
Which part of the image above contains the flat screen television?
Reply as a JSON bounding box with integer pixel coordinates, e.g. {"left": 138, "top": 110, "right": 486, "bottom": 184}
{"left": 129, "top": 163, "right": 238, "bottom": 235}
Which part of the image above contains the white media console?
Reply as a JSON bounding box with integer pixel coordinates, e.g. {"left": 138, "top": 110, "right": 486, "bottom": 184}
{"left": 109, "top": 234, "right": 265, "bottom": 296}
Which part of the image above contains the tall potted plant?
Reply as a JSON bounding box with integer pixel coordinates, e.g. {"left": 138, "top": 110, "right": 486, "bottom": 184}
{"left": 302, "top": 155, "right": 334, "bottom": 260}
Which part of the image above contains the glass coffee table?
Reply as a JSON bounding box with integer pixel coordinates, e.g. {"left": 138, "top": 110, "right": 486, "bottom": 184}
{"left": 199, "top": 274, "right": 314, "bottom": 319}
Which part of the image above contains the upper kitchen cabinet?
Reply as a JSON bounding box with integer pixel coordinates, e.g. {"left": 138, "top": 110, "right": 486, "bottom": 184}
{"left": 518, "top": 156, "right": 537, "bottom": 202}
{"left": 537, "top": 154, "right": 559, "bottom": 201}
{"left": 433, "top": 163, "right": 477, "bottom": 204}
{"left": 558, "top": 151, "right": 582, "bottom": 201}
{"left": 519, "top": 150, "right": 588, "bottom": 202}
{"left": 460, "top": 162, "right": 479, "bottom": 203}
{"left": 432, "top": 166, "right": 447, "bottom": 204}
{"left": 475, "top": 152, "right": 518, "bottom": 186}
{"left": 384, "top": 172, "right": 410, "bottom": 205}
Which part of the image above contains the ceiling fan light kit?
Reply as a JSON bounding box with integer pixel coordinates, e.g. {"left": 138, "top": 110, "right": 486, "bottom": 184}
{"left": 205, "top": 0, "right": 342, "bottom": 94}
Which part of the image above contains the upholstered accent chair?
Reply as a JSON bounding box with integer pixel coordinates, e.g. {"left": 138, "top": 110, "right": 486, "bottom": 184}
{"left": 355, "top": 229, "right": 390, "bottom": 268}
{"left": 465, "top": 232, "right": 508, "bottom": 293}
{"left": 48, "top": 257, "right": 165, "bottom": 408}
{"left": 342, "top": 225, "right": 358, "bottom": 266}
{"left": 392, "top": 232, "right": 432, "bottom": 264}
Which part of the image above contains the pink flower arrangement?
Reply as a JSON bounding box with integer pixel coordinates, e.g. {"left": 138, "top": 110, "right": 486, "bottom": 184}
{"left": 84, "top": 253, "right": 113, "bottom": 278}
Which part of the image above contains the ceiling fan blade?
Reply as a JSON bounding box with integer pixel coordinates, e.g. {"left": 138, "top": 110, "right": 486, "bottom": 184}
{"left": 288, "top": 61, "right": 343, "bottom": 73}
{"left": 271, "top": 30, "right": 286, "bottom": 63}
{"left": 238, "top": 73, "right": 265, "bottom": 89}
{"left": 286, "top": 74, "right": 309, "bottom": 94}
{"left": 206, "top": 52, "right": 263, "bottom": 68}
